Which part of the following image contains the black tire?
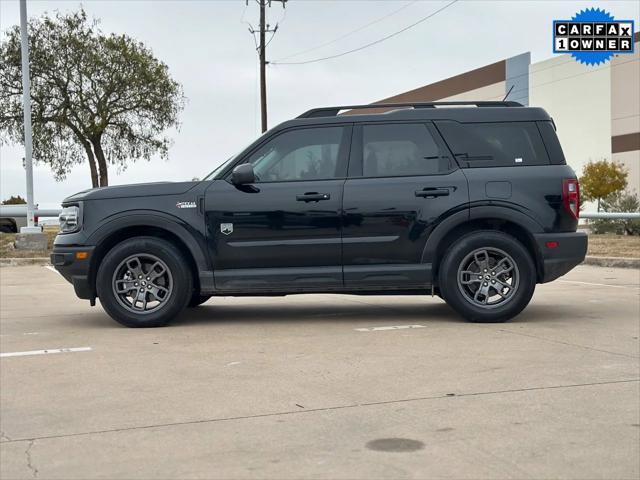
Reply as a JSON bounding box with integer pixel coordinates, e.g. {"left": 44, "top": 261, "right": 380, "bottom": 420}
{"left": 188, "top": 294, "right": 211, "bottom": 308}
{"left": 438, "top": 230, "right": 536, "bottom": 323}
{"left": 96, "top": 237, "right": 193, "bottom": 327}
{"left": 0, "top": 223, "right": 16, "bottom": 233}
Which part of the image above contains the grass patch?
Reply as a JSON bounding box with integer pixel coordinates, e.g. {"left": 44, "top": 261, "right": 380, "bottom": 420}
{"left": 587, "top": 234, "right": 640, "bottom": 258}
{"left": 0, "top": 227, "right": 58, "bottom": 258}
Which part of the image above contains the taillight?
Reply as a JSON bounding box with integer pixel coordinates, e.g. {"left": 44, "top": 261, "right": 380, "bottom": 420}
{"left": 562, "top": 178, "right": 580, "bottom": 220}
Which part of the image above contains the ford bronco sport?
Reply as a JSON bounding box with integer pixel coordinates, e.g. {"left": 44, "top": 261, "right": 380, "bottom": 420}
{"left": 52, "top": 101, "right": 587, "bottom": 327}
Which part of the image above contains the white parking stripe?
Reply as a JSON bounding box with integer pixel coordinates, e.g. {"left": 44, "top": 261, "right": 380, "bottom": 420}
{"left": 355, "top": 325, "right": 426, "bottom": 332}
{"left": 0, "top": 332, "right": 39, "bottom": 337}
{"left": 0, "top": 347, "right": 92, "bottom": 358}
{"left": 558, "top": 280, "right": 638, "bottom": 290}
{"left": 45, "top": 265, "right": 61, "bottom": 275}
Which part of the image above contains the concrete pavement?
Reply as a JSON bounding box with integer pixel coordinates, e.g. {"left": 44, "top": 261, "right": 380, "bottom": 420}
{"left": 0, "top": 264, "right": 638, "bottom": 479}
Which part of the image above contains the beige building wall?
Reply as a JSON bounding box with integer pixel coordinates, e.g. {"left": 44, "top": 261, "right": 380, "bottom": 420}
{"left": 611, "top": 52, "right": 640, "bottom": 137}
{"left": 611, "top": 41, "right": 640, "bottom": 193}
{"left": 439, "top": 81, "right": 506, "bottom": 102}
{"left": 529, "top": 56, "right": 612, "bottom": 183}
{"left": 613, "top": 150, "right": 640, "bottom": 194}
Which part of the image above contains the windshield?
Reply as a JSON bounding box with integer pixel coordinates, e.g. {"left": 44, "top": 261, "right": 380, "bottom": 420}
{"left": 203, "top": 155, "right": 237, "bottom": 181}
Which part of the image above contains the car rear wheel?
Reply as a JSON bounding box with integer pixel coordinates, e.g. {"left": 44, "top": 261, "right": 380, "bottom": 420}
{"left": 96, "top": 237, "right": 192, "bottom": 327}
{"left": 438, "top": 231, "right": 536, "bottom": 323}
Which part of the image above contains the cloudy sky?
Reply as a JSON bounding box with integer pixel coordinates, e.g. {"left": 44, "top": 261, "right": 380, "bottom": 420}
{"left": 1, "top": 0, "right": 638, "bottom": 207}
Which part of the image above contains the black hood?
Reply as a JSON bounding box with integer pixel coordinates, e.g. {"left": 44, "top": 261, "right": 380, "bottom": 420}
{"left": 63, "top": 181, "right": 201, "bottom": 203}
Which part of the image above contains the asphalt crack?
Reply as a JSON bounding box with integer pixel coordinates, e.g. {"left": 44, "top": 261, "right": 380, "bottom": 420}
{"left": 25, "top": 440, "right": 38, "bottom": 478}
{"left": 1, "top": 378, "right": 637, "bottom": 445}
{"left": 497, "top": 328, "right": 639, "bottom": 359}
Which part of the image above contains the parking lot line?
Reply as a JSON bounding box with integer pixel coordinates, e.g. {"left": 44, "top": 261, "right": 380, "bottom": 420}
{"left": 44, "top": 266, "right": 60, "bottom": 276}
{"left": 354, "top": 324, "right": 427, "bottom": 332}
{"left": 0, "top": 347, "right": 92, "bottom": 358}
{"left": 558, "top": 279, "right": 639, "bottom": 289}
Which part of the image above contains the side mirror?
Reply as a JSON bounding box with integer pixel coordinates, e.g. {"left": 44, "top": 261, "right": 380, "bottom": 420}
{"left": 231, "top": 164, "right": 256, "bottom": 185}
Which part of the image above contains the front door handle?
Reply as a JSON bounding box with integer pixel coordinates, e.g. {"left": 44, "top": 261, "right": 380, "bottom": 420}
{"left": 415, "top": 187, "right": 450, "bottom": 198}
{"left": 296, "top": 192, "right": 331, "bottom": 202}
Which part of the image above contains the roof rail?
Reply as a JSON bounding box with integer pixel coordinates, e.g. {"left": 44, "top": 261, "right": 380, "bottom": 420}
{"left": 297, "top": 101, "right": 523, "bottom": 119}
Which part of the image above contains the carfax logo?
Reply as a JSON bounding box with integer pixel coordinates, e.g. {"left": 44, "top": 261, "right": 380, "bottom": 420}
{"left": 553, "top": 7, "right": 634, "bottom": 65}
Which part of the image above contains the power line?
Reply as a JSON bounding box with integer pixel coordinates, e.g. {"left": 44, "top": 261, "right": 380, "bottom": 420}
{"left": 245, "top": 0, "right": 287, "bottom": 132}
{"left": 274, "top": 0, "right": 418, "bottom": 62}
{"left": 270, "top": 0, "right": 459, "bottom": 66}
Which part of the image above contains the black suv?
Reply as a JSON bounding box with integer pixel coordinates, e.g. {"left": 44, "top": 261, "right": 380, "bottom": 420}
{"left": 52, "top": 101, "right": 587, "bottom": 327}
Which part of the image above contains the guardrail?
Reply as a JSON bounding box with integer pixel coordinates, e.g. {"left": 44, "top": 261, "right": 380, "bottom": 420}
{"left": 581, "top": 212, "right": 640, "bottom": 219}
{"left": 0, "top": 205, "right": 62, "bottom": 218}
{"left": 1, "top": 205, "right": 639, "bottom": 220}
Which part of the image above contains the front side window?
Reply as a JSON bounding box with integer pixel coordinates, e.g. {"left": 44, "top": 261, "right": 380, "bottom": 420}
{"left": 245, "top": 127, "right": 345, "bottom": 182}
{"left": 362, "top": 124, "right": 450, "bottom": 177}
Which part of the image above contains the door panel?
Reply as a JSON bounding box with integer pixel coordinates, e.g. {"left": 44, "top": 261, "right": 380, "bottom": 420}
{"left": 342, "top": 170, "right": 468, "bottom": 286}
{"left": 205, "top": 124, "right": 351, "bottom": 291}
{"left": 342, "top": 122, "right": 469, "bottom": 287}
{"left": 205, "top": 179, "right": 344, "bottom": 290}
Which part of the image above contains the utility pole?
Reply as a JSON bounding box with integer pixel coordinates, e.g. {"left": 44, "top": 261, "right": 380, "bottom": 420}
{"left": 15, "top": 0, "right": 47, "bottom": 250}
{"left": 259, "top": 0, "right": 267, "bottom": 133}
{"left": 18, "top": 0, "right": 39, "bottom": 234}
{"left": 248, "top": 0, "right": 286, "bottom": 133}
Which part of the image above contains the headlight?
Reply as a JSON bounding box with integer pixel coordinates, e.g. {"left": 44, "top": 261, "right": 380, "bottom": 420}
{"left": 59, "top": 205, "right": 81, "bottom": 233}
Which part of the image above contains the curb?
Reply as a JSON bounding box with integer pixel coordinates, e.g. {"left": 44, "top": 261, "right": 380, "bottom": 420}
{"left": 583, "top": 256, "right": 640, "bottom": 269}
{"left": 0, "top": 257, "right": 50, "bottom": 267}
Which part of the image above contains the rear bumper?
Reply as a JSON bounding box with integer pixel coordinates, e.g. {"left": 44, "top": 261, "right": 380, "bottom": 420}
{"left": 534, "top": 232, "right": 587, "bottom": 283}
{"left": 50, "top": 246, "right": 95, "bottom": 300}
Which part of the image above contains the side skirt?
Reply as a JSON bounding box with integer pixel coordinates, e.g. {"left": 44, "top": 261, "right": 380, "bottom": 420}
{"left": 200, "top": 264, "right": 433, "bottom": 295}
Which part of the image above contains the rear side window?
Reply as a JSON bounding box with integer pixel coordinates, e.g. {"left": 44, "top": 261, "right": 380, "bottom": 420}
{"left": 537, "top": 121, "right": 566, "bottom": 165}
{"left": 361, "top": 124, "right": 451, "bottom": 177}
{"left": 435, "top": 121, "right": 550, "bottom": 168}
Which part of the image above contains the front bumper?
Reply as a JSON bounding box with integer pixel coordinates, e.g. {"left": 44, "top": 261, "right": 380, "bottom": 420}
{"left": 51, "top": 246, "right": 96, "bottom": 300}
{"left": 534, "top": 232, "right": 587, "bottom": 283}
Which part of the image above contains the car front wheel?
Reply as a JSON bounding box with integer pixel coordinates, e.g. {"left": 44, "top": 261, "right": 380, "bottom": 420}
{"left": 438, "top": 231, "right": 536, "bottom": 323}
{"left": 96, "top": 237, "right": 193, "bottom": 327}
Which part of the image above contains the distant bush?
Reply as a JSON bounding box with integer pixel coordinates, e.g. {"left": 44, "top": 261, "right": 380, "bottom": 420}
{"left": 591, "top": 190, "right": 640, "bottom": 236}
{"left": 1, "top": 195, "right": 26, "bottom": 205}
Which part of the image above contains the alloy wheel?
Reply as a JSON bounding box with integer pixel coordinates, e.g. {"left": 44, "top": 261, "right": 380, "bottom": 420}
{"left": 457, "top": 247, "right": 520, "bottom": 308}
{"left": 112, "top": 254, "right": 173, "bottom": 314}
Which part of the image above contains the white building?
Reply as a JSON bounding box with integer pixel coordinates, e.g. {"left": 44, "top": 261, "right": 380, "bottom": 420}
{"left": 371, "top": 32, "right": 640, "bottom": 194}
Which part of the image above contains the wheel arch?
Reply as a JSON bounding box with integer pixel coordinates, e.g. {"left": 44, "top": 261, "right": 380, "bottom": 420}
{"left": 86, "top": 213, "right": 209, "bottom": 295}
{"left": 423, "top": 207, "right": 544, "bottom": 283}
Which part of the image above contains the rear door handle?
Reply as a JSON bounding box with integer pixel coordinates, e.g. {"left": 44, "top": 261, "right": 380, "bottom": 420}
{"left": 415, "top": 187, "right": 450, "bottom": 198}
{"left": 296, "top": 192, "right": 330, "bottom": 202}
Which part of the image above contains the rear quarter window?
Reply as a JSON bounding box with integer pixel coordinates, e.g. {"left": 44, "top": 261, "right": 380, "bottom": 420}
{"left": 435, "top": 121, "right": 550, "bottom": 168}
{"left": 537, "top": 120, "right": 567, "bottom": 165}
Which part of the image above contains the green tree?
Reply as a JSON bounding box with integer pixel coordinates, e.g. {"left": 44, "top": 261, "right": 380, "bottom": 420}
{"left": 579, "top": 159, "right": 628, "bottom": 211}
{"left": 0, "top": 8, "right": 185, "bottom": 187}
{"left": 1, "top": 195, "right": 26, "bottom": 205}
